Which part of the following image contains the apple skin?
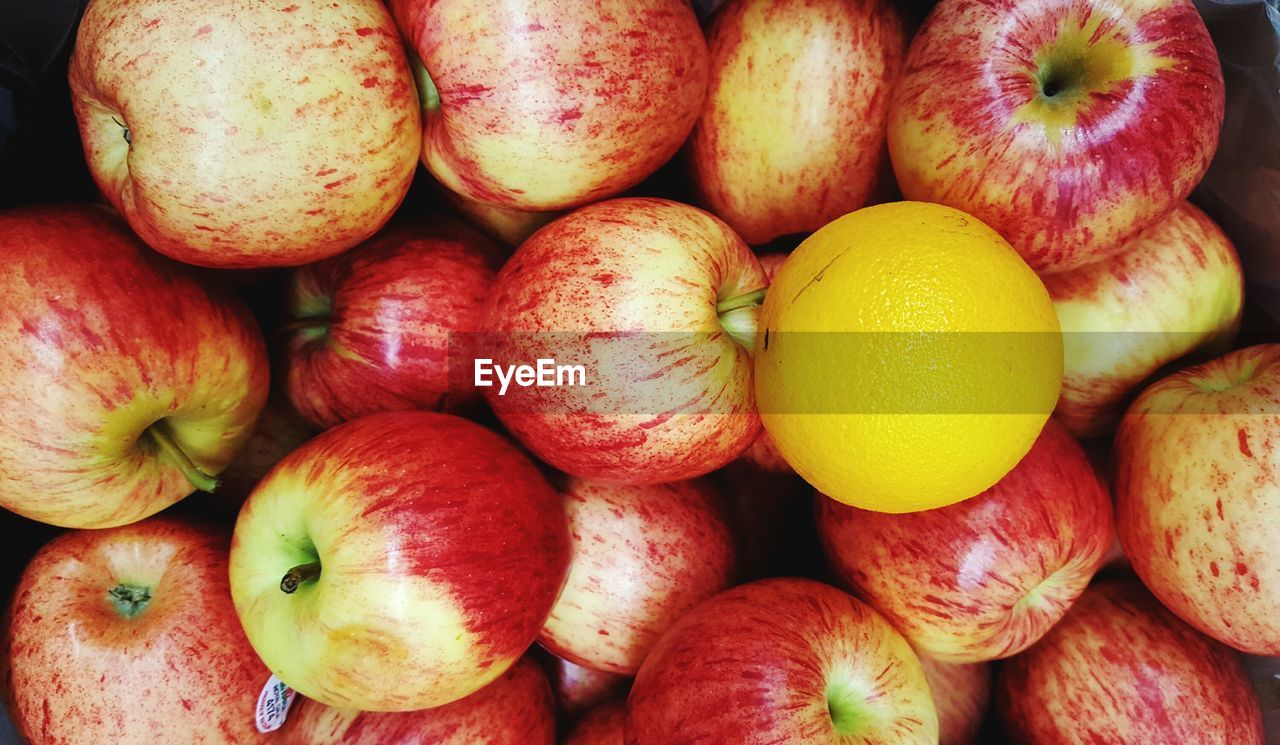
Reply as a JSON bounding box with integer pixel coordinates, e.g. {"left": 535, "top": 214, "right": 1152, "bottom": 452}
{"left": 539, "top": 477, "right": 737, "bottom": 675}
{"left": 918, "top": 655, "right": 991, "bottom": 745}
{"left": 0, "top": 204, "right": 268, "bottom": 529}
{"left": 887, "top": 0, "right": 1224, "bottom": 274}
{"left": 996, "top": 579, "right": 1264, "bottom": 744}
{"left": 1114, "top": 344, "right": 1280, "bottom": 654}
{"left": 214, "top": 396, "right": 316, "bottom": 508}
{"left": 389, "top": 0, "right": 707, "bottom": 211}
{"left": 817, "top": 418, "right": 1113, "bottom": 663}
{"left": 283, "top": 216, "right": 503, "bottom": 429}
{"left": 438, "top": 184, "right": 559, "bottom": 249}
{"left": 481, "top": 198, "right": 765, "bottom": 484}
{"left": 69, "top": 0, "right": 419, "bottom": 269}
{"left": 690, "top": 0, "right": 905, "bottom": 245}
{"left": 1046, "top": 201, "right": 1244, "bottom": 438}
{"left": 625, "top": 578, "right": 938, "bottom": 744}
{"left": 229, "top": 411, "right": 570, "bottom": 711}
{"left": 565, "top": 700, "right": 625, "bottom": 745}
{"left": 279, "top": 656, "right": 554, "bottom": 745}
{"left": 4, "top": 518, "right": 274, "bottom": 744}
{"left": 542, "top": 653, "right": 631, "bottom": 723}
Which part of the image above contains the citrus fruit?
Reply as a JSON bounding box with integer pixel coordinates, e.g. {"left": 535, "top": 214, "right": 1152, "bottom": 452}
{"left": 754, "top": 201, "right": 1062, "bottom": 512}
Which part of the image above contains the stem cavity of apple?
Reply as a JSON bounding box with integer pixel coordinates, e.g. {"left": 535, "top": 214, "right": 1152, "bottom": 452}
{"left": 280, "top": 561, "right": 322, "bottom": 594}
{"left": 107, "top": 583, "right": 152, "bottom": 619}
{"left": 408, "top": 50, "right": 441, "bottom": 114}
{"left": 111, "top": 116, "right": 131, "bottom": 145}
{"left": 825, "top": 675, "right": 873, "bottom": 736}
{"left": 145, "top": 421, "right": 219, "bottom": 493}
{"left": 717, "top": 287, "right": 766, "bottom": 349}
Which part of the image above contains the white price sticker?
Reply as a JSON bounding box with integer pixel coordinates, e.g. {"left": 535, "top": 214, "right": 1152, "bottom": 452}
{"left": 254, "top": 674, "right": 297, "bottom": 733}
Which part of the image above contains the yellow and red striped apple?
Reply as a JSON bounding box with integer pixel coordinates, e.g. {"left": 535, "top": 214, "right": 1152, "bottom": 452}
{"left": 0, "top": 205, "right": 268, "bottom": 529}
{"left": 996, "top": 580, "right": 1264, "bottom": 743}
{"left": 5, "top": 518, "right": 274, "bottom": 745}
{"left": 817, "top": 419, "right": 1112, "bottom": 662}
{"left": 542, "top": 653, "right": 631, "bottom": 723}
{"left": 539, "top": 478, "right": 736, "bottom": 675}
{"left": 389, "top": 0, "right": 707, "bottom": 211}
{"left": 1115, "top": 344, "right": 1280, "bottom": 654}
{"left": 690, "top": 0, "right": 905, "bottom": 245}
{"left": 918, "top": 655, "right": 991, "bottom": 745}
{"left": 1047, "top": 201, "right": 1243, "bottom": 437}
{"left": 229, "top": 412, "right": 570, "bottom": 711}
{"left": 437, "top": 184, "right": 559, "bottom": 249}
{"left": 69, "top": 0, "right": 419, "bottom": 268}
{"left": 888, "top": 0, "right": 1225, "bottom": 274}
{"left": 626, "top": 578, "right": 938, "bottom": 744}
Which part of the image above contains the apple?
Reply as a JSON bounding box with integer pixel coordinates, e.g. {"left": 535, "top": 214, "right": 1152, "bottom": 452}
{"left": 887, "top": 0, "right": 1225, "bottom": 274}
{"left": 4, "top": 518, "right": 274, "bottom": 744}
{"left": 1046, "top": 201, "right": 1244, "bottom": 438}
{"left": 539, "top": 477, "right": 737, "bottom": 675}
{"left": 229, "top": 411, "right": 570, "bottom": 711}
{"left": 68, "top": 0, "right": 419, "bottom": 268}
{"left": 437, "top": 183, "right": 559, "bottom": 249}
{"left": 214, "top": 396, "right": 316, "bottom": 508}
{"left": 918, "top": 655, "right": 991, "bottom": 745}
{"left": 283, "top": 215, "right": 502, "bottom": 429}
{"left": 541, "top": 653, "right": 631, "bottom": 723}
{"left": 1114, "top": 343, "right": 1280, "bottom": 654}
{"left": 279, "top": 656, "right": 555, "bottom": 745}
{"left": 739, "top": 252, "right": 792, "bottom": 473}
{"left": 626, "top": 578, "right": 938, "bottom": 744}
{"left": 565, "top": 700, "right": 625, "bottom": 745}
{"left": 996, "top": 579, "right": 1264, "bottom": 743}
{"left": 389, "top": 0, "right": 707, "bottom": 211}
{"left": 481, "top": 197, "right": 766, "bottom": 484}
{"left": 690, "top": 0, "right": 905, "bottom": 245}
{"left": 0, "top": 204, "right": 268, "bottom": 529}
{"left": 817, "top": 418, "right": 1113, "bottom": 662}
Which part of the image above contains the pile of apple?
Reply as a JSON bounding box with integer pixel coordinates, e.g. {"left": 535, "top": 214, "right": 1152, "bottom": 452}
{"left": 0, "top": 0, "right": 1273, "bottom": 743}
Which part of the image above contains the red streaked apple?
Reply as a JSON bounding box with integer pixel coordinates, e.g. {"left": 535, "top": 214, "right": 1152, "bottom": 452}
{"left": 0, "top": 204, "right": 268, "bottom": 529}
{"left": 542, "top": 653, "right": 631, "bottom": 723}
{"left": 690, "top": 0, "right": 905, "bottom": 245}
{"left": 1047, "top": 201, "right": 1243, "bottom": 437}
{"left": 389, "top": 0, "right": 707, "bottom": 211}
{"left": 817, "top": 419, "right": 1112, "bottom": 662}
{"left": 69, "top": 0, "right": 419, "bottom": 268}
{"left": 626, "top": 578, "right": 938, "bottom": 744}
{"left": 1114, "top": 344, "right": 1280, "bottom": 654}
{"left": 996, "top": 579, "right": 1264, "bottom": 744}
{"left": 887, "top": 0, "right": 1225, "bottom": 274}
{"left": 437, "top": 184, "right": 559, "bottom": 249}
{"left": 4, "top": 518, "right": 273, "bottom": 745}
{"left": 918, "top": 655, "right": 991, "bottom": 745}
{"left": 481, "top": 198, "right": 765, "bottom": 484}
{"left": 229, "top": 411, "right": 570, "bottom": 711}
{"left": 283, "top": 216, "right": 502, "bottom": 429}
{"left": 279, "top": 656, "right": 555, "bottom": 745}
{"left": 539, "top": 477, "right": 736, "bottom": 675}
{"left": 566, "top": 700, "right": 625, "bottom": 745}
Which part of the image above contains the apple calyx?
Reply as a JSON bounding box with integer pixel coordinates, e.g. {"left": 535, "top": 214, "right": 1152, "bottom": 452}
{"left": 407, "top": 49, "right": 441, "bottom": 114}
{"left": 716, "top": 287, "right": 765, "bottom": 349}
{"left": 144, "top": 421, "right": 219, "bottom": 493}
{"left": 107, "top": 583, "right": 152, "bottom": 619}
{"left": 280, "top": 561, "right": 322, "bottom": 594}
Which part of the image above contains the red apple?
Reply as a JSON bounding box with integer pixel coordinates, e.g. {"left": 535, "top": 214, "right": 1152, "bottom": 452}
{"left": 566, "top": 699, "right": 625, "bottom": 745}
{"left": 0, "top": 204, "right": 268, "bottom": 528}
{"left": 996, "top": 579, "right": 1264, "bottom": 744}
{"left": 690, "top": 0, "right": 905, "bottom": 245}
{"left": 279, "top": 656, "right": 554, "bottom": 744}
{"left": 542, "top": 653, "right": 631, "bottom": 723}
{"left": 283, "top": 216, "right": 502, "bottom": 429}
{"left": 817, "top": 419, "right": 1112, "bottom": 662}
{"left": 918, "top": 655, "right": 990, "bottom": 745}
{"left": 229, "top": 412, "right": 570, "bottom": 711}
{"left": 481, "top": 198, "right": 765, "bottom": 484}
{"left": 4, "top": 518, "right": 274, "bottom": 744}
{"left": 887, "top": 0, "right": 1225, "bottom": 274}
{"left": 626, "top": 578, "right": 938, "bottom": 744}
{"left": 389, "top": 0, "right": 707, "bottom": 211}
{"left": 1115, "top": 344, "right": 1280, "bottom": 654}
{"left": 539, "top": 477, "right": 736, "bottom": 675}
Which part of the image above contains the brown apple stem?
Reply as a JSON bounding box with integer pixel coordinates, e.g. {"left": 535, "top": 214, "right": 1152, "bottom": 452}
{"left": 280, "top": 561, "right": 322, "bottom": 594}
{"left": 146, "top": 422, "right": 219, "bottom": 493}
{"left": 716, "top": 288, "right": 767, "bottom": 315}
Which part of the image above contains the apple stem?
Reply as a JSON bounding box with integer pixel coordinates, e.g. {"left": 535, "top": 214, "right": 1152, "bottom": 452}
{"left": 716, "top": 288, "right": 767, "bottom": 315}
{"left": 107, "top": 583, "right": 152, "bottom": 619}
{"left": 409, "top": 51, "right": 441, "bottom": 113}
{"left": 146, "top": 422, "right": 219, "bottom": 493}
{"left": 280, "top": 561, "right": 322, "bottom": 594}
{"left": 278, "top": 316, "right": 330, "bottom": 334}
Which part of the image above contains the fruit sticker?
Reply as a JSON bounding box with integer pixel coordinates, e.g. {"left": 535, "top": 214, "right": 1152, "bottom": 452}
{"left": 254, "top": 674, "right": 296, "bottom": 733}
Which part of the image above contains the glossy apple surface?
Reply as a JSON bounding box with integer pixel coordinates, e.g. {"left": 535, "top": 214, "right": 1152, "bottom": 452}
{"left": 566, "top": 700, "right": 625, "bottom": 745}
{"left": 542, "top": 653, "right": 631, "bottom": 723}
{"left": 691, "top": 0, "right": 904, "bottom": 245}
{"left": 389, "top": 0, "right": 707, "bottom": 211}
{"left": 1115, "top": 344, "right": 1280, "bottom": 654}
{"left": 626, "top": 578, "right": 938, "bottom": 744}
{"left": 229, "top": 411, "right": 570, "bottom": 711}
{"left": 0, "top": 204, "right": 268, "bottom": 528}
{"left": 69, "top": 0, "right": 419, "bottom": 268}
{"left": 888, "top": 0, "right": 1224, "bottom": 273}
{"left": 5, "top": 518, "right": 273, "bottom": 744}
{"left": 918, "top": 655, "right": 990, "bottom": 745}
{"left": 817, "top": 419, "right": 1112, "bottom": 662}
{"left": 539, "top": 477, "right": 736, "bottom": 675}
{"left": 996, "top": 580, "right": 1264, "bottom": 744}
